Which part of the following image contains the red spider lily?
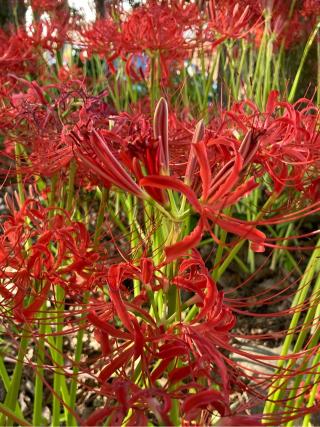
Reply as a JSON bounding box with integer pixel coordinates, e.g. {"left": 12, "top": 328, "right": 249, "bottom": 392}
{"left": 68, "top": 96, "right": 190, "bottom": 201}
{"left": 0, "top": 29, "right": 36, "bottom": 77}
{"left": 206, "top": 0, "right": 262, "bottom": 41}
{"left": 89, "top": 104, "right": 194, "bottom": 202}
{"left": 140, "top": 127, "right": 266, "bottom": 260}
{"left": 71, "top": 119, "right": 146, "bottom": 198}
{"left": 114, "top": 110, "right": 166, "bottom": 202}
{"left": 79, "top": 18, "right": 121, "bottom": 72}
{"left": 0, "top": 199, "right": 99, "bottom": 323}
{"left": 83, "top": 379, "right": 172, "bottom": 426}
{"left": 1, "top": 4, "right": 320, "bottom": 426}
{"left": 5, "top": 81, "right": 115, "bottom": 179}
{"left": 25, "top": 14, "right": 71, "bottom": 53}
{"left": 84, "top": 251, "right": 238, "bottom": 425}
{"left": 222, "top": 91, "right": 320, "bottom": 194}
{"left": 121, "top": 1, "right": 196, "bottom": 52}
{"left": 81, "top": 98, "right": 265, "bottom": 261}
{"left": 0, "top": 78, "right": 75, "bottom": 177}
{"left": 120, "top": 0, "right": 200, "bottom": 79}
{"left": 88, "top": 298, "right": 160, "bottom": 395}
{"left": 173, "top": 251, "right": 236, "bottom": 326}
{"left": 2, "top": 83, "right": 130, "bottom": 183}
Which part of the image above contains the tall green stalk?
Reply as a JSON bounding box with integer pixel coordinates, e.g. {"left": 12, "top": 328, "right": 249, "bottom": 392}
{"left": 263, "top": 238, "right": 320, "bottom": 417}
{"left": 32, "top": 309, "right": 46, "bottom": 426}
{"left": 288, "top": 22, "right": 320, "bottom": 103}
{"left": 0, "top": 144, "right": 31, "bottom": 426}
{"left": 0, "top": 334, "right": 29, "bottom": 427}
{"left": 67, "top": 187, "right": 109, "bottom": 426}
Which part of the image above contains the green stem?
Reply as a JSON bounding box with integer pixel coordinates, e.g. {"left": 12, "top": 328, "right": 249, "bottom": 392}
{"left": 288, "top": 22, "right": 320, "bottom": 103}
{"left": 283, "top": 274, "right": 320, "bottom": 425}
{"left": 0, "top": 334, "right": 29, "bottom": 426}
{"left": 262, "top": 35, "right": 273, "bottom": 107}
{"left": 182, "top": 65, "right": 189, "bottom": 110}
{"left": 51, "top": 285, "right": 65, "bottom": 427}
{"left": 67, "top": 299, "right": 88, "bottom": 427}
{"left": 302, "top": 352, "right": 320, "bottom": 426}
{"left": 66, "top": 160, "right": 77, "bottom": 213}
{"left": 235, "top": 40, "right": 247, "bottom": 97}
{"left": 67, "top": 187, "right": 109, "bottom": 426}
{"left": 94, "top": 188, "right": 108, "bottom": 247}
{"left": 128, "top": 195, "right": 141, "bottom": 296}
{"left": 263, "top": 238, "right": 320, "bottom": 415}
{"left": 250, "top": 24, "right": 267, "bottom": 102}
{"left": 212, "top": 207, "right": 231, "bottom": 280}
{"left": 33, "top": 310, "right": 46, "bottom": 426}
{"left": 185, "top": 304, "right": 199, "bottom": 322}
{"left": 274, "top": 0, "right": 297, "bottom": 90}
{"left": 15, "top": 143, "right": 25, "bottom": 205}
{"left": 150, "top": 53, "right": 160, "bottom": 112}
{"left": 0, "top": 143, "right": 34, "bottom": 426}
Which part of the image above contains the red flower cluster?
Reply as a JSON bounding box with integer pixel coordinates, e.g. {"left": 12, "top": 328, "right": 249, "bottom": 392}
{"left": 0, "top": 29, "right": 36, "bottom": 79}
{"left": 82, "top": 251, "right": 236, "bottom": 425}
{"left": 207, "top": 0, "right": 261, "bottom": 41}
{"left": 0, "top": 199, "right": 99, "bottom": 324}
{"left": 220, "top": 91, "right": 320, "bottom": 194}
{"left": 80, "top": 0, "right": 200, "bottom": 80}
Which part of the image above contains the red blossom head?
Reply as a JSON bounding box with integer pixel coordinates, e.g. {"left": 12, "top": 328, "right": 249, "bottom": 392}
{"left": 79, "top": 18, "right": 121, "bottom": 72}
{"left": 120, "top": 0, "right": 200, "bottom": 79}
{"left": 206, "top": 0, "right": 262, "bottom": 41}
